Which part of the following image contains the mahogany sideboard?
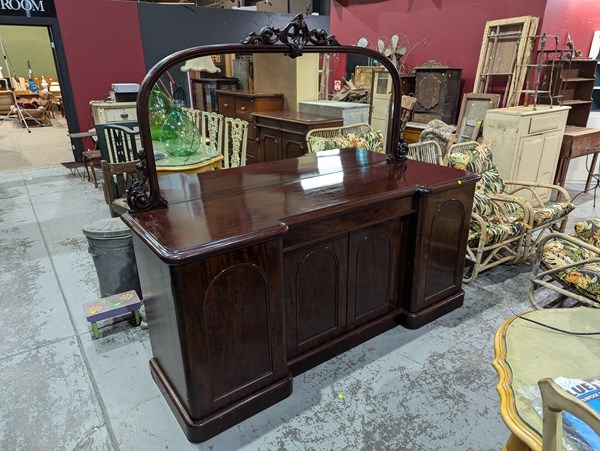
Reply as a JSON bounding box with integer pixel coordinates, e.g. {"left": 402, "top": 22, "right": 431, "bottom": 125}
{"left": 122, "top": 149, "right": 477, "bottom": 442}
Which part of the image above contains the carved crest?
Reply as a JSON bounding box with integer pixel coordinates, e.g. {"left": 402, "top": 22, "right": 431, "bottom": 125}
{"left": 242, "top": 13, "right": 340, "bottom": 58}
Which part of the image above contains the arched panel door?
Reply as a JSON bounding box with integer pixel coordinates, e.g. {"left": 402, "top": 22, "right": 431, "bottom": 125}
{"left": 284, "top": 234, "right": 348, "bottom": 358}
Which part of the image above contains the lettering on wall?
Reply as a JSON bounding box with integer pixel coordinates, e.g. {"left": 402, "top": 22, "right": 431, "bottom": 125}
{"left": 0, "top": 0, "right": 56, "bottom": 18}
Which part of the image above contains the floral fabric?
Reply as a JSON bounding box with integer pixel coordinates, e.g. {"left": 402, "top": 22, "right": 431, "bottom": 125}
{"left": 308, "top": 130, "right": 385, "bottom": 154}
{"left": 448, "top": 143, "right": 505, "bottom": 194}
{"left": 542, "top": 234, "right": 600, "bottom": 301}
{"left": 574, "top": 218, "right": 600, "bottom": 247}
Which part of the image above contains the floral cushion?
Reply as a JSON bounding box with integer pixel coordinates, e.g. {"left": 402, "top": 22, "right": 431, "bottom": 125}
{"left": 448, "top": 143, "right": 505, "bottom": 194}
{"left": 507, "top": 201, "right": 576, "bottom": 227}
{"left": 468, "top": 220, "right": 527, "bottom": 247}
{"left": 574, "top": 218, "right": 600, "bottom": 247}
{"left": 468, "top": 191, "right": 528, "bottom": 246}
{"left": 542, "top": 236, "right": 600, "bottom": 301}
{"left": 308, "top": 130, "right": 385, "bottom": 154}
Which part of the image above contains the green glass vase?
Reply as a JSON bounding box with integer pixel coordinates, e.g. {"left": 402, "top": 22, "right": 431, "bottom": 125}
{"left": 160, "top": 100, "right": 200, "bottom": 157}
{"left": 149, "top": 85, "right": 171, "bottom": 141}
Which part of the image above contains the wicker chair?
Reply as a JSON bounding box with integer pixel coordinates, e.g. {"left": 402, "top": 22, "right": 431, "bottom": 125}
{"left": 529, "top": 219, "right": 600, "bottom": 309}
{"left": 407, "top": 140, "right": 444, "bottom": 165}
{"left": 305, "top": 123, "right": 384, "bottom": 154}
{"left": 448, "top": 141, "right": 532, "bottom": 282}
{"left": 449, "top": 141, "right": 575, "bottom": 261}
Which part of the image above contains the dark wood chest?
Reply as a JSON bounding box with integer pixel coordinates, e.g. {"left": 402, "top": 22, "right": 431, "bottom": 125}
{"left": 413, "top": 67, "right": 462, "bottom": 125}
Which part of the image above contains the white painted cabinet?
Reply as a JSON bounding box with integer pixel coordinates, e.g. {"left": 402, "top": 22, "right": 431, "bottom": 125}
{"left": 90, "top": 100, "right": 137, "bottom": 125}
{"left": 482, "top": 105, "right": 570, "bottom": 202}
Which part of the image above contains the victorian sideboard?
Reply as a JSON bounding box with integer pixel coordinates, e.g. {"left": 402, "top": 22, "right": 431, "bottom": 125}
{"left": 122, "top": 148, "right": 477, "bottom": 442}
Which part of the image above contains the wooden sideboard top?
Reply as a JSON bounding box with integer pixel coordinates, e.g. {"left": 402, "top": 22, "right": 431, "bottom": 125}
{"left": 122, "top": 149, "right": 476, "bottom": 263}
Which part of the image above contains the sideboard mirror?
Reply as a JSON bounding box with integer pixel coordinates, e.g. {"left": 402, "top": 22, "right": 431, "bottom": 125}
{"left": 128, "top": 14, "right": 404, "bottom": 212}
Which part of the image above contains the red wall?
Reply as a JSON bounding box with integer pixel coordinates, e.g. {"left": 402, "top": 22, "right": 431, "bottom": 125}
{"left": 542, "top": 0, "right": 600, "bottom": 58}
{"left": 330, "top": 0, "right": 548, "bottom": 93}
{"left": 54, "top": 0, "right": 146, "bottom": 138}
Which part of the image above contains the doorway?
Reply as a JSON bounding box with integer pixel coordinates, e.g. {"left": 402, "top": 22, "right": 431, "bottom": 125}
{"left": 0, "top": 24, "right": 72, "bottom": 172}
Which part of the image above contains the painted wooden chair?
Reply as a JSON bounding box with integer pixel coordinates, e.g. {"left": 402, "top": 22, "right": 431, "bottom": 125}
{"left": 100, "top": 159, "right": 140, "bottom": 217}
{"left": 95, "top": 123, "right": 140, "bottom": 163}
{"left": 529, "top": 218, "right": 600, "bottom": 309}
{"left": 222, "top": 117, "right": 248, "bottom": 168}
{"left": 538, "top": 378, "right": 600, "bottom": 450}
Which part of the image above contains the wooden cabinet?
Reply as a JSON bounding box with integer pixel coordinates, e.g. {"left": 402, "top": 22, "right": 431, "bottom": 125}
{"left": 90, "top": 100, "right": 137, "bottom": 124}
{"left": 253, "top": 111, "right": 343, "bottom": 163}
{"left": 124, "top": 149, "right": 478, "bottom": 442}
{"left": 413, "top": 67, "right": 462, "bottom": 125}
{"left": 483, "top": 105, "right": 570, "bottom": 202}
{"left": 216, "top": 90, "right": 284, "bottom": 164}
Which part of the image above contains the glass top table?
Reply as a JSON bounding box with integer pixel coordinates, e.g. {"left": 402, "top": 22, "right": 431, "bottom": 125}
{"left": 153, "top": 142, "right": 223, "bottom": 174}
{"left": 493, "top": 307, "right": 600, "bottom": 450}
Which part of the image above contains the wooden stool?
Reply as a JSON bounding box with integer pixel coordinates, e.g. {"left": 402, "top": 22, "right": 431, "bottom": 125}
{"left": 82, "top": 149, "right": 102, "bottom": 188}
{"left": 83, "top": 290, "right": 142, "bottom": 339}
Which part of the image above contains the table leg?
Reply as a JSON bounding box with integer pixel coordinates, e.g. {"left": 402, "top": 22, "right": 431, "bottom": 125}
{"left": 584, "top": 152, "right": 600, "bottom": 193}
{"left": 89, "top": 159, "right": 98, "bottom": 188}
{"left": 83, "top": 157, "right": 91, "bottom": 183}
{"left": 91, "top": 322, "right": 99, "bottom": 339}
{"left": 134, "top": 310, "right": 141, "bottom": 326}
{"left": 554, "top": 157, "right": 570, "bottom": 202}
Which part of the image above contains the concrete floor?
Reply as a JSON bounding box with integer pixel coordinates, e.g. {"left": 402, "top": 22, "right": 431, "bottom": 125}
{"left": 0, "top": 163, "right": 599, "bottom": 450}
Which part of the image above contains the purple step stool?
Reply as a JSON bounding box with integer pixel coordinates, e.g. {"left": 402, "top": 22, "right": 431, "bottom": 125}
{"left": 83, "top": 290, "right": 142, "bottom": 338}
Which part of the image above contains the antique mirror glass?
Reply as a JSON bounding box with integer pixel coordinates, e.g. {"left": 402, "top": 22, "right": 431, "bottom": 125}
{"left": 129, "top": 19, "right": 403, "bottom": 212}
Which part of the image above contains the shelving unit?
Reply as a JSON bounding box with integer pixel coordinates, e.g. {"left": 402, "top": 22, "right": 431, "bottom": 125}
{"left": 592, "top": 60, "right": 600, "bottom": 112}
{"left": 539, "top": 58, "right": 597, "bottom": 126}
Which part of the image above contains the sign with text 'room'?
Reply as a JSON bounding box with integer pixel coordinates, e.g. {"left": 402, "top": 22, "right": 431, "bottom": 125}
{"left": 0, "top": 0, "right": 56, "bottom": 18}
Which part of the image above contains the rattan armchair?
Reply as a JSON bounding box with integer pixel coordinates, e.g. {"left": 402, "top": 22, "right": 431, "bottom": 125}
{"left": 529, "top": 218, "right": 600, "bottom": 309}
{"left": 407, "top": 140, "right": 444, "bottom": 165}
{"left": 449, "top": 141, "right": 575, "bottom": 262}
{"left": 305, "top": 123, "right": 384, "bottom": 154}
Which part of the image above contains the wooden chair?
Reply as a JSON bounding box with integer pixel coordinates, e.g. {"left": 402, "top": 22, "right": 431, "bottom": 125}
{"left": 223, "top": 117, "right": 248, "bottom": 168}
{"left": 539, "top": 378, "right": 600, "bottom": 451}
{"left": 449, "top": 141, "right": 575, "bottom": 261}
{"left": 305, "top": 123, "right": 384, "bottom": 154}
{"left": 101, "top": 159, "right": 140, "bottom": 217}
{"left": 407, "top": 140, "right": 444, "bottom": 165}
{"left": 95, "top": 123, "right": 140, "bottom": 163}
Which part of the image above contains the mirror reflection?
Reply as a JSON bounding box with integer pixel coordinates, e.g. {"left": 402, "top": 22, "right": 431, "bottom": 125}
{"left": 147, "top": 52, "right": 395, "bottom": 172}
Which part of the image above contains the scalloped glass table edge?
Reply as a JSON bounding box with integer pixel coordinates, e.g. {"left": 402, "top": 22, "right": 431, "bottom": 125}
{"left": 492, "top": 307, "right": 600, "bottom": 450}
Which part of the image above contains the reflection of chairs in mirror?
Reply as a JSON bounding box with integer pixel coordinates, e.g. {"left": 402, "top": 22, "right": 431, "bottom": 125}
{"left": 201, "top": 111, "right": 224, "bottom": 157}
{"left": 305, "top": 123, "right": 384, "bottom": 154}
{"left": 101, "top": 159, "right": 140, "bottom": 217}
{"left": 223, "top": 117, "right": 248, "bottom": 168}
{"left": 406, "top": 140, "right": 444, "bottom": 165}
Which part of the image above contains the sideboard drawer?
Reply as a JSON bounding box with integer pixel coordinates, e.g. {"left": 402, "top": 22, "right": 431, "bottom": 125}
{"left": 236, "top": 98, "right": 254, "bottom": 122}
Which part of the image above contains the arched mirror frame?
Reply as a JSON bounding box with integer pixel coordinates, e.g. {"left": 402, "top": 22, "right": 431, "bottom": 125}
{"left": 128, "top": 14, "right": 405, "bottom": 213}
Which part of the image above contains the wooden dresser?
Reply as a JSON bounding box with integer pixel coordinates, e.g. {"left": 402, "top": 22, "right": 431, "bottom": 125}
{"left": 216, "top": 90, "right": 284, "bottom": 164}
{"left": 483, "top": 105, "right": 570, "bottom": 202}
{"left": 253, "top": 110, "right": 343, "bottom": 163}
